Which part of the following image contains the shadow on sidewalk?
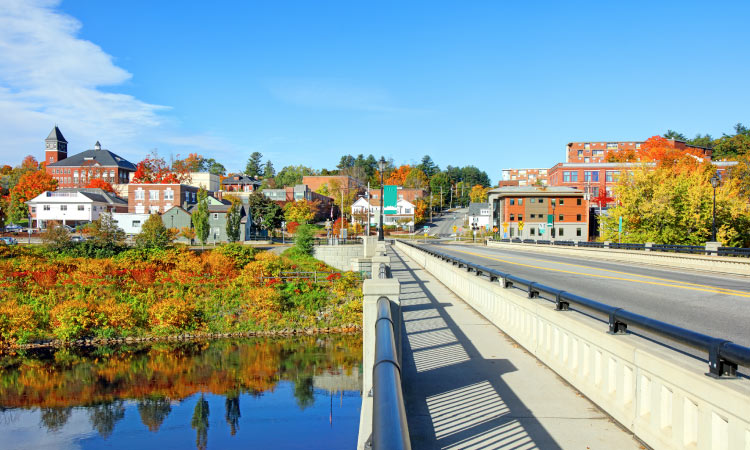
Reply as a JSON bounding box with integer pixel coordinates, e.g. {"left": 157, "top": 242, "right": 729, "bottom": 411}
{"left": 390, "top": 248, "right": 562, "bottom": 450}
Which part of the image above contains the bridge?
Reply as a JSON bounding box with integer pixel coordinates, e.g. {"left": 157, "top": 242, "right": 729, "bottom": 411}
{"left": 325, "top": 237, "right": 750, "bottom": 450}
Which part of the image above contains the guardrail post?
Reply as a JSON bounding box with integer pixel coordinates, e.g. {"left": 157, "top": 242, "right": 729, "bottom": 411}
{"left": 645, "top": 242, "right": 654, "bottom": 252}
{"left": 358, "top": 274, "right": 400, "bottom": 450}
{"left": 705, "top": 241, "right": 720, "bottom": 256}
{"left": 603, "top": 241, "right": 611, "bottom": 249}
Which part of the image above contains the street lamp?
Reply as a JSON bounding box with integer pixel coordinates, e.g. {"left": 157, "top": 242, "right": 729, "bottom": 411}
{"left": 377, "top": 157, "right": 386, "bottom": 241}
{"left": 710, "top": 174, "right": 720, "bottom": 242}
{"left": 551, "top": 199, "right": 556, "bottom": 239}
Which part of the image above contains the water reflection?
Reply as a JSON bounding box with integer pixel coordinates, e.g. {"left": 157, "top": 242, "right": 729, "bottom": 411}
{"left": 0, "top": 335, "right": 362, "bottom": 450}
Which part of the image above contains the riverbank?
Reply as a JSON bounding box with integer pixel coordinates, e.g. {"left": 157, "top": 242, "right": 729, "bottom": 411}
{"left": 0, "top": 244, "right": 364, "bottom": 351}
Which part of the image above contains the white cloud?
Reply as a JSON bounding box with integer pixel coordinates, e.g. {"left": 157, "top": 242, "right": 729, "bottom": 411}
{"left": 0, "top": 0, "right": 173, "bottom": 165}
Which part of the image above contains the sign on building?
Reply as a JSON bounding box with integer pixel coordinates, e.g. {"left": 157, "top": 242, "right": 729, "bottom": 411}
{"left": 384, "top": 185, "right": 397, "bottom": 215}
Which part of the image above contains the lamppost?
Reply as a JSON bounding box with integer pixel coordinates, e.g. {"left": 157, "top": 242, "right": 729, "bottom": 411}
{"left": 377, "top": 156, "right": 386, "bottom": 241}
{"left": 551, "top": 199, "right": 556, "bottom": 239}
{"left": 710, "top": 174, "right": 720, "bottom": 242}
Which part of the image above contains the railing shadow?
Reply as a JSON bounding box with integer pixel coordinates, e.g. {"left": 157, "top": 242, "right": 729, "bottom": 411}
{"left": 390, "top": 249, "right": 563, "bottom": 449}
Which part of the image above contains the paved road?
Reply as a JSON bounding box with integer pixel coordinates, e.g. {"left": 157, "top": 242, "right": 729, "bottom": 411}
{"left": 426, "top": 208, "right": 468, "bottom": 237}
{"left": 420, "top": 243, "right": 750, "bottom": 351}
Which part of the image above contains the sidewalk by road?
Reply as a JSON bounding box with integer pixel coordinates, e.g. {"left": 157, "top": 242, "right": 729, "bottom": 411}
{"left": 390, "top": 245, "right": 641, "bottom": 450}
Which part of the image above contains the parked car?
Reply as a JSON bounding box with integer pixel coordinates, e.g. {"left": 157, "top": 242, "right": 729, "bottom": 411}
{"left": 4, "top": 224, "right": 23, "bottom": 233}
{"left": 71, "top": 236, "right": 85, "bottom": 243}
{"left": 62, "top": 224, "right": 75, "bottom": 232}
{"left": 0, "top": 237, "right": 18, "bottom": 245}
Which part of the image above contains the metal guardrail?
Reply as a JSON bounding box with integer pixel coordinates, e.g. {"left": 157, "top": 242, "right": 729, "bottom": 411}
{"left": 718, "top": 247, "right": 750, "bottom": 258}
{"left": 312, "top": 238, "right": 361, "bottom": 245}
{"left": 577, "top": 241, "right": 605, "bottom": 248}
{"left": 553, "top": 240, "right": 576, "bottom": 247}
{"left": 651, "top": 244, "right": 706, "bottom": 254}
{"left": 371, "top": 294, "right": 410, "bottom": 450}
{"left": 608, "top": 242, "right": 646, "bottom": 251}
{"left": 399, "top": 240, "right": 750, "bottom": 378}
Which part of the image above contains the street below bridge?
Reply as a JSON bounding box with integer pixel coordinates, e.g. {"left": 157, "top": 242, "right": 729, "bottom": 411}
{"left": 419, "top": 242, "right": 750, "bottom": 351}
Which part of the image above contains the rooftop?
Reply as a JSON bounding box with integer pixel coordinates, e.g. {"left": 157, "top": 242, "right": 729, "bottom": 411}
{"left": 47, "top": 146, "right": 136, "bottom": 170}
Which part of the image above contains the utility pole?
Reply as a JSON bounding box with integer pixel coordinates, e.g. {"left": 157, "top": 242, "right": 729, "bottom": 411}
{"left": 440, "top": 186, "right": 443, "bottom": 215}
{"left": 449, "top": 183, "right": 453, "bottom": 209}
{"left": 366, "top": 182, "right": 370, "bottom": 236}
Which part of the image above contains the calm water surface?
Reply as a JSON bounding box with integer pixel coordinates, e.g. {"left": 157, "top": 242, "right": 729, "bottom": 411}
{"left": 0, "top": 335, "right": 363, "bottom": 450}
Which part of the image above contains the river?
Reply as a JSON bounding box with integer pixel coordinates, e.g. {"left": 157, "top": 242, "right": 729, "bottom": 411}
{"left": 0, "top": 334, "right": 363, "bottom": 450}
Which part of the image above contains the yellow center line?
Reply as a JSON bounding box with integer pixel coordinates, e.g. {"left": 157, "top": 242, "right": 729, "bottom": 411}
{"left": 437, "top": 246, "right": 750, "bottom": 298}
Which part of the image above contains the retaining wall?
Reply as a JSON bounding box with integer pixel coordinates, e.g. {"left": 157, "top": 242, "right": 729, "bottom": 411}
{"left": 486, "top": 241, "right": 750, "bottom": 277}
{"left": 397, "top": 241, "right": 750, "bottom": 450}
{"left": 313, "top": 245, "right": 364, "bottom": 271}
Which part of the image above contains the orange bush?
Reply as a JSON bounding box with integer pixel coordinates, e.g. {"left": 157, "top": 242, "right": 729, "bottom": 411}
{"left": 149, "top": 298, "right": 200, "bottom": 332}
{"left": 0, "top": 301, "right": 37, "bottom": 346}
{"left": 97, "top": 299, "right": 136, "bottom": 331}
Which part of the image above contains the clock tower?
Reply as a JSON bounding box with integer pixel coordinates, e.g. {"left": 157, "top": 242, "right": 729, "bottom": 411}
{"left": 45, "top": 125, "right": 68, "bottom": 164}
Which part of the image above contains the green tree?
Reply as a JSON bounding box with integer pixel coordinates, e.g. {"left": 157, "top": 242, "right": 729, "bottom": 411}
{"left": 404, "top": 168, "right": 429, "bottom": 189}
{"left": 203, "top": 158, "right": 227, "bottom": 176}
{"left": 712, "top": 134, "right": 750, "bottom": 160}
{"left": 135, "top": 214, "right": 174, "bottom": 248}
{"left": 191, "top": 188, "right": 210, "bottom": 246}
{"left": 263, "top": 160, "right": 275, "bottom": 178}
{"left": 687, "top": 134, "right": 713, "bottom": 148}
{"left": 417, "top": 155, "right": 440, "bottom": 179}
{"left": 245, "top": 152, "right": 263, "bottom": 177}
{"left": 294, "top": 223, "right": 314, "bottom": 255}
{"left": 663, "top": 130, "right": 687, "bottom": 141}
{"left": 41, "top": 221, "right": 71, "bottom": 249}
{"left": 85, "top": 213, "right": 126, "bottom": 246}
{"left": 274, "top": 165, "right": 317, "bottom": 187}
{"left": 247, "top": 192, "right": 283, "bottom": 232}
{"left": 225, "top": 198, "right": 242, "bottom": 243}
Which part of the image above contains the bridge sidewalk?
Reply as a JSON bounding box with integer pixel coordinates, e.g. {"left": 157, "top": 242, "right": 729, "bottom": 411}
{"left": 390, "top": 245, "right": 641, "bottom": 450}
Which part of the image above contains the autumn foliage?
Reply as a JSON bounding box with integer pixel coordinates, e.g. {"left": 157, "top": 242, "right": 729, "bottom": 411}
{"left": 12, "top": 169, "right": 57, "bottom": 203}
{"left": 132, "top": 153, "right": 191, "bottom": 184}
{"left": 384, "top": 165, "right": 411, "bottom": 185}
{"left": 85, "top": 178, "right": 116, "bottom": 192}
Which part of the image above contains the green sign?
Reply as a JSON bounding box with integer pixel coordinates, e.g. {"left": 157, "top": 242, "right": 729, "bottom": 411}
{"left": 384, "top": 185, "right": 398, "bottom": 215}
{"left": 619, "top": 216, "right": 623, "bottom": 233}
{"left": 547, "top": 214, "right": 554, "bottom": 226}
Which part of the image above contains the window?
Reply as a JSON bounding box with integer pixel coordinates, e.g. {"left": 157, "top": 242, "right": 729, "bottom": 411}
{"left": 584, "top": 157, "right": 590, "bottom": 163}
{"left": 559, "top": 199, "right": 564, "bottom": 205}
{"left": 538, "top": 198, "right": 544, "bottom": 204}
{"left": 213, "top": 213, "right": 219, "bottom": 220}
{"left": 576, "top": 214, "right": 582, "bottom": 221}
{"left": 530, "top": 228, "right": 535, "bottom": 236}
{"left": 31, "top": 207, "right": 36, "bottom": 213}
{"left": 78, "top": 205, "right": 84, "bottom": 211}
{"left": 559, "top": 214, "right": 564, "bottom": 221}
{"left": 510, "top": 199, "right": 515, "bottom": 205}
{"left": 530, "top": 214, "right": 535, "bottom": 219}
{"left": 404, "top": 208, "right": 411, "bottom": 214}
{"left": 576, "top": 228, "right": 582, "bottom": 236}
{"left": 563, "top": 171, "right": 579, "bottom": 182}
{"left": 43, "top": 205, "right": 50, "bottom": 211}
{"left": 132, "top": 220, "right": 141, "bottom": 227}
{"left": 558, "top": 228, "right": 564, "bottom": 236}
{"left": 518, "top": 199, "right": 523, "bottom": 206}
{"left": 509, "top": 214, "right": 515, "bottom": 221}
{"left": 593, "top": 150, "right": 604, "bottom": 156}
{"left": 149, "top": 190, "right": 159, "bottom": 201}
{"left": 592, "top": 187, "right": 600, "bottom": 198}
{"left": 60, "top": 205, "right": 67, "bottom": 211}
{"left": 584, "top": 143, "right": 590, "bottom": 150}
{"left": 135, "top": 189, "right": 144, "bottom": 200}
{"left": 164, "top": 189, "right": 174, "bottom": 200}
{"left": 584, "top": 171, "right": 599, "bottom": 182}
{"left": 150, "top": 206, "right": 160, "bottom": 214}
{"left": 529, "top": 198, "right": 535, "bottom": 204}
{"left": 577, "top": 150, "right": 583, "bottom": 157}
{"left": 635, "top": 143, "right": 641, "bottom": 149}
{"left": 576, "top": 199, "right": 582, "bottom": 205}
{"left": 606, "top": 143, "right": 618, "bottom": 149}
{"left": 605, "top": 171, "right": 620, "bottom": 182}
{"left": 517, "top": 214, "right": 523, "bottom": 221}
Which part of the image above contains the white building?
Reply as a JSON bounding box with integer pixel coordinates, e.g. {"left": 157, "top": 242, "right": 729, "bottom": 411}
{"left": 188, "top": 172, "right": 220, "bottom": 192}
{"left": 351, "top": 197, "right": 416, "bottom": 229}
{"left": 111, "top": 213, "right": 151, "bottom": 235}
{"left": 27, "top": 188, "right": 128, "bottom": 229}
{"left": 468, "top": 202, "right": 491, "bottom": 230}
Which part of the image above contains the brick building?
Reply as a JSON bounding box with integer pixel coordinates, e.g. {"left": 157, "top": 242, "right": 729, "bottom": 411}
{"left": 128, "top": 184, "right": 199, "bottom": 214}
{"left": 487, "top": 186, "right": 589, "bottom": 241}
{"left": 262, "top": 184, "right": 335, "bottom": 221}
{"left": 44, "top": 127, "right": 136, "bottom": 189}
{"left": 221, "top": 174, "right": 261, "bottom": 193}
{"left": 565, "top": 140, "right": 712, "bottom": 164}
{"left": 500, "top": 168, "right": 549, "bottom": 186}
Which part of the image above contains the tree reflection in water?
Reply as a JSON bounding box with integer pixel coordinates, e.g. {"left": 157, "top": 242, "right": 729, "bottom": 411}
{"left": 0, "top": 335, "right": 362, "bottom": 444}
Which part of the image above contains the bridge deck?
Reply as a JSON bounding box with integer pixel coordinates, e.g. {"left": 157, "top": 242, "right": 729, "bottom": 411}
{"left": 391, "top": 245, "right": 641, "bottom": 449}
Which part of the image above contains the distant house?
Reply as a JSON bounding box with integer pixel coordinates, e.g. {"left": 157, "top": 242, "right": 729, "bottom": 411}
{"left": 262, "top": 184, "right": 334, "bottom": 221}
{"left": 468, "top": 202, "right": 491, "bottom": 230}
{"left": 27, "top": 188, "right": 128, "bottom": 229}
{"left": 111, "top": 213, "right": 151, "bottom": 235}
{"left": 221, "top": 174, "right": 261, "bottom": 193}
{"left": 187, "top": 196, "right": 254, "bottom": 243}
{"left": 162, "top": 206, "right": 193, "bottom": 243}
{"left": 351, "top": 197, "right": 416, "bottom": 229}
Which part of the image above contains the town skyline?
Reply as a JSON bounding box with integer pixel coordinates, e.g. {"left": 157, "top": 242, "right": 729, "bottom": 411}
{"left": 1, "top": 0, "right": 749, "bottom": 178}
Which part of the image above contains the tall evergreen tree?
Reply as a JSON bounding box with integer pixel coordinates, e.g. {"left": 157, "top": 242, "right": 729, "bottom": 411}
{"left": 245, "top": 152, "right": 263, "bottom": 177}
{"left": 417, "top": 155, "right": 440, "bottom": 179}
{"left": 191, "top": 188, "right": 210, "bottom": 246}
{"left": 226, "top": 198, "right": 242, "bottom": 242}
{"left": 263, "top": 160, "right": 275, "bottom": 178}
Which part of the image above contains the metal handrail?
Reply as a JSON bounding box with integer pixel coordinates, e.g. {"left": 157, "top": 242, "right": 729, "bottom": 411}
{"left": 399, "top": 240, "right": 750, "bottom": 378}
{"left": 372, "top": 296, "right": 411, "bottom": 450}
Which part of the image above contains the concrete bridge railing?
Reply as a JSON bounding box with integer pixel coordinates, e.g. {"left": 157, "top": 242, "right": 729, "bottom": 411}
{"left": 396, "top": 240, "right": 750, "bottom": 450}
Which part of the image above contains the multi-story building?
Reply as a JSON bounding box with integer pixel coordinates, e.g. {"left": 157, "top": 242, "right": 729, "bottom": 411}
{"left": 500, "top": 169, "right": 549, "bottom": 186}
{"left": 128, "top": 184, "right": 199, "bottom": 214}
{"left": 565, "top": 140, "right": 712, "bottom": 164}
{"left": 27, "top": 188, "right": 128, "bottom": 229}
{"left": 188, "top": 172, "right": 220, "bottom": 192}
{"left": 262, "top": 184, "right": 334, "bottom": 221}
{"left": 487, "top": 186, "right": 589, "bottom": 241}
{"left": 548, "top": 161, "right": 739, "bottom": 201}
{"left": 468, "top": 202, "right": 491, "bottom": 230}
{"left": 44, "top": 127, "right": 137, "bottom": 191}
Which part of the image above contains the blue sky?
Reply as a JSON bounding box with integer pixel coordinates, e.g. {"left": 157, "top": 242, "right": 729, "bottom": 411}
{"left": 1, "top": 0, "right": 748, "bottom": 182}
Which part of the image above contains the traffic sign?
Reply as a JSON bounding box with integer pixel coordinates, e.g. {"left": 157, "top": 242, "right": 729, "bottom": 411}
{"left": 452, "top": 225, "right": 457, "bottom": 232}
{"left": 502, "top": 222, "right": 508, "bottom": 232}
{"left": 492, "top": 227, "right": 498, "bottom": 233}
{"left": 423, "top": 225, "right": 429, "bottom": 231}
{"left": 538, "top": 223, "right": 546, "bottom": 234}
{"left": 518, "top": 221, "right": 524, "bottom": 231}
